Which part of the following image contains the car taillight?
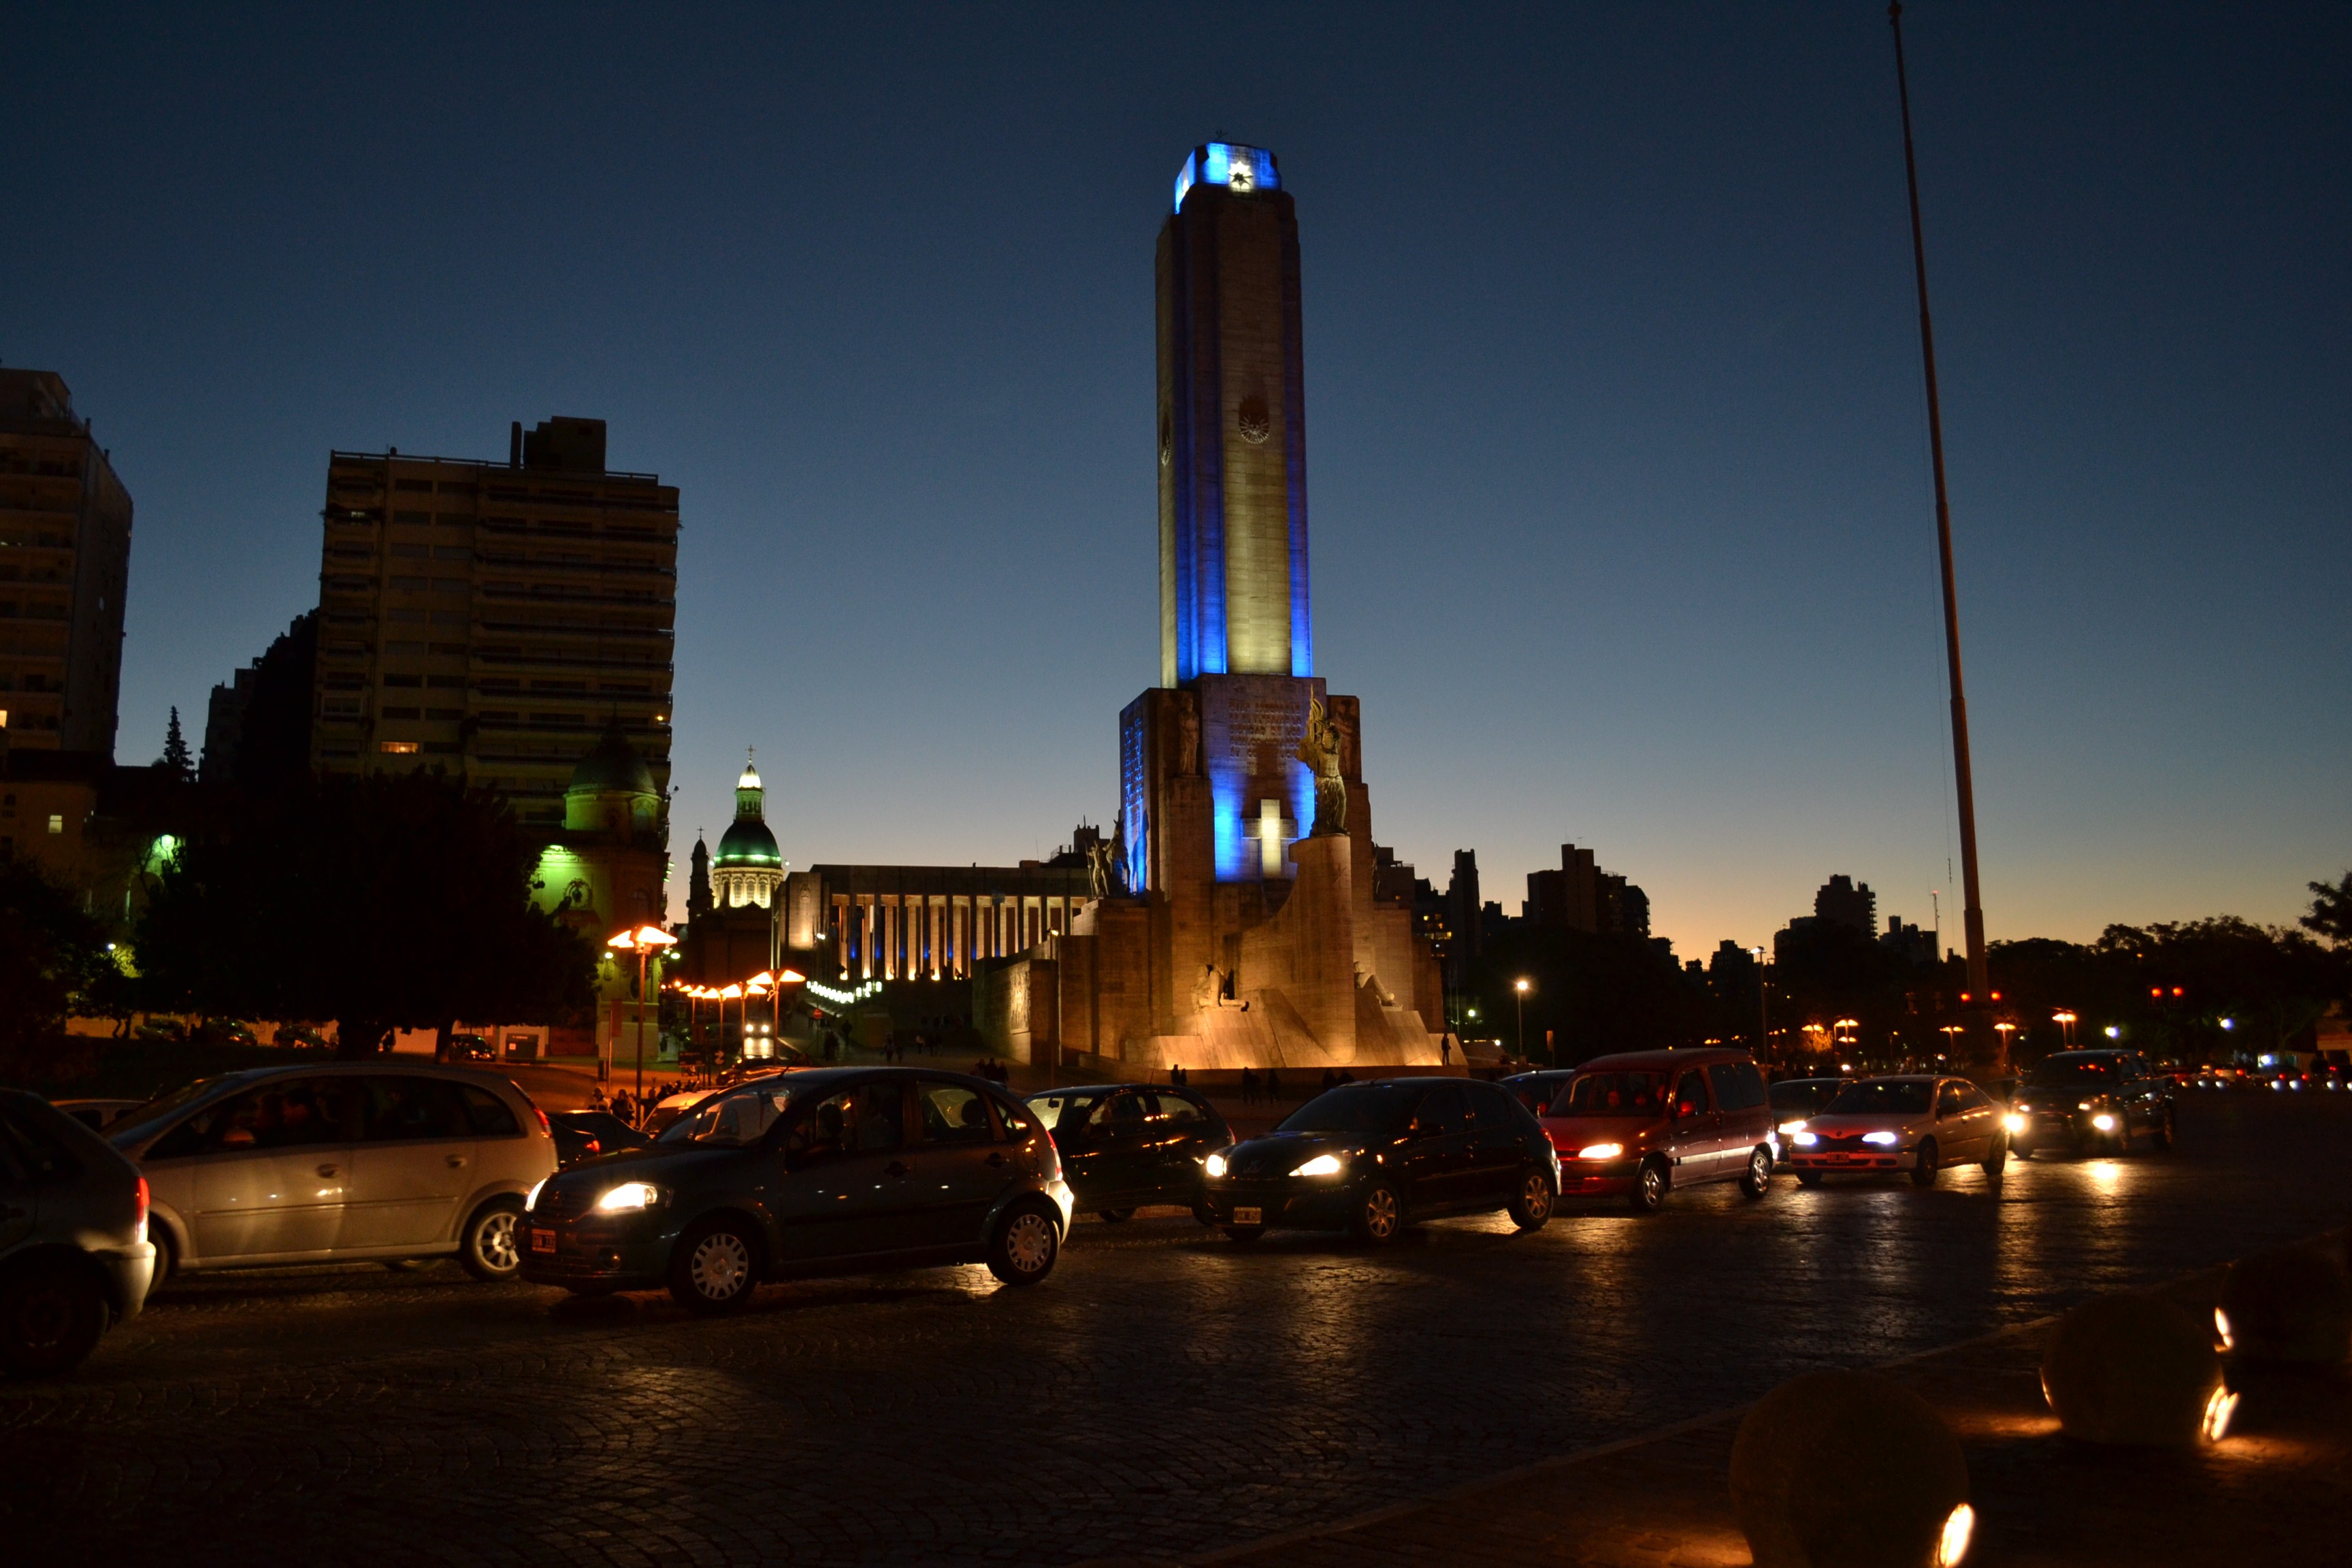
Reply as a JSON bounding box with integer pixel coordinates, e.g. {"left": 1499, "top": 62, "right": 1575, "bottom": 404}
{"left": 534, "top": 1105, "right": 552, "bottom": 1139}
{"left": 135, "top": 1174, "right": 150, "bottom": 1231}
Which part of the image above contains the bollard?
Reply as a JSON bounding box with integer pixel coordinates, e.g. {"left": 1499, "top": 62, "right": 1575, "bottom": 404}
{"left": 1731, "top": 1369, "right": 1973, "bottom": 1568}
{"left": 2218, "top": 1246, "right": 2352, "bottom": 1365}
{"left": 2040, "top": 1294, "right": 2230, "bottom": 1446}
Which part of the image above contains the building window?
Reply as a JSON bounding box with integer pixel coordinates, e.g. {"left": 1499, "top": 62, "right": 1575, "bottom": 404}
{"left": 380, "top": 740, "right": 420, "bottom": 754}
{"left": 48, "top": 813, "right": 64, "bottom": 834}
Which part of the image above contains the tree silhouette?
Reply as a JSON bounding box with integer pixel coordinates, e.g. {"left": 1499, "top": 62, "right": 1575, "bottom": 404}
{"left": 158, "top": 706, "right": 193, "bottom": 781}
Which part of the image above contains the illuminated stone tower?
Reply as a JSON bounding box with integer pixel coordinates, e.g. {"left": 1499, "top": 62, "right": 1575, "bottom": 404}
{"left": 1157, "top": 142, "right": 1311, "bottom": 688}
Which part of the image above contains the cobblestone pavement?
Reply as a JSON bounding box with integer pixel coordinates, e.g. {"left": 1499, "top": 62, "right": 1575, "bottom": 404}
{"left": 5, "top": 1092, "right": 2346, "bottom": 1566}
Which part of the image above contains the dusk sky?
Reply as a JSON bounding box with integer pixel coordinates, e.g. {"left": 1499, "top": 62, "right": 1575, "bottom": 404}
{"left": 7, "top": 3, "right": 2346, "bottom": 962}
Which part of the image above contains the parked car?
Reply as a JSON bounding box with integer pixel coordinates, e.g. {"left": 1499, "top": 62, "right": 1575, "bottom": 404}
{"left": 1765, "top": 1077, "right": 1843, "bottom": 1166}
{"left": 2007, "top": 1050, "right": 2175, "bottom": 1158}
{"left": 1196, "top": 1077, "right": 1560, "bottom": 1244}
{"left": 551, "top": 1110, "right": 654, "bottom": 1168}
{"left": 1, "top": 1090, "right": 155, "bottom": 1377}
{"left": 643, "top": 1068, "right": 804, "bottom": 1136}
{"left": 1497, "top": 1069, "right": 1577, "bottom": 1120}
{"left": 106, "top": 1063, "right": 557, "bottom": 1284}
{"left": 1786, "top": 1075, "right": 2006, "bottom": 1186}
{"left": 1025, "top": 1083, "right": 1232, "bottom": 1221}
{"left": 441, "top": 1033, "right": 495, "bottom": 1063}
{"left": 1539, "top": 1049, "right": 1776, "bottom": 1212}
{"left": 519, "top": 1068, "right": 1073, "bottom": 1311}
{"left": 50, "top": 1098, "right": 148, "bottom": 1133}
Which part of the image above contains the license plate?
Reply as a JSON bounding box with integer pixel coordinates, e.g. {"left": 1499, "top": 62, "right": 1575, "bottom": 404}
{"left": 531, "top": 1228, "right": 556, "bottom": 1254}
{"left": 1232, "top": 1206, "right": 1262, "bottom": 1225}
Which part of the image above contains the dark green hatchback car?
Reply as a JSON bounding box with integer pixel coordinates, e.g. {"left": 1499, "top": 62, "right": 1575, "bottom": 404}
{"left": 519, "top": 1068, "right": 1074, "bottom": 1311}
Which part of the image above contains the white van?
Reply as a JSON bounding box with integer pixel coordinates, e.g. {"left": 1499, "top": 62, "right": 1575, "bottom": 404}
{"left": 108, "top": 1063, "right": 557, "bottom": 1283}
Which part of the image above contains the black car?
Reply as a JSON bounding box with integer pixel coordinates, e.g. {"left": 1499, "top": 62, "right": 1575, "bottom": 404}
{"left": 519, "top": 1068, "right": 1074, "bottom": 1312}
{"left": 1497, "top": 1070, "right": 1576, "bottom": 1120}
{"left": 551, "top": 1110, "right": 654, "bottom": 1168}
{"left": 1026, "top": 1083, "right": 1232, "bottom": 1222}
{"left": 2010, "top": 1049, "right": 2176, "bottom": 1157}
{"left": 1198, "top": 1077, "right": 1561, "bottom": 1244}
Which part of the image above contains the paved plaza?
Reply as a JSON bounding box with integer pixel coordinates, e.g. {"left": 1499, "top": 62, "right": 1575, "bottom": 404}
{"left": 5, "top": 1092, "right": 2347, "bottom": 1565}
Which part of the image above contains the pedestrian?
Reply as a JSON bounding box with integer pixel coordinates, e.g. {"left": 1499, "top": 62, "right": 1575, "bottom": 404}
{"left": 1266, "top": 1068, "right": 1282, "bottom": 1102}
{"left": 1439, "top": 1034, "right": 1452, "bottom": 1067}
{"left": 1241, "top": 1066, "right": 1258, "bottom": 1105}
{"left": 610, "top": 1088, "right": 634, "bottom": 1125}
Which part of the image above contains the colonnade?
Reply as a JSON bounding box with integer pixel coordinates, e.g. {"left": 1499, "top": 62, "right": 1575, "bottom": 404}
{"left": 829, "top": 892, "right": 1084, "bottom": 982}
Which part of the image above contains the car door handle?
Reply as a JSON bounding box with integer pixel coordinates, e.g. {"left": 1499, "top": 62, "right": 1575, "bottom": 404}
{"left": 985, "top": 1153, "right": 1008, "bottom": 1167}
{"left": 446, "top": 1155, "right": 468, "bottom": 1168}
{"left": 884, "top": 1161, "right": 912, "bottom": 1177}
{"left": 316, "top": 1163, "right": 341, "bottom": 1178}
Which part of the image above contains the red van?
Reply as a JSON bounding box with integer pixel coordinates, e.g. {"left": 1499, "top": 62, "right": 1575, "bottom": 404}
{"left": 1537, "top": 1049, "right": 1777, "bottom": 1212}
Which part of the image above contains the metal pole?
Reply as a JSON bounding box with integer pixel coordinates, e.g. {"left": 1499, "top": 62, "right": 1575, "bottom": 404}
{"left": 634, "top": 948, "right": 648, "bottom": 1105}
{"left": 1890, "top": 1, "right": 1993, "bottom": 1058}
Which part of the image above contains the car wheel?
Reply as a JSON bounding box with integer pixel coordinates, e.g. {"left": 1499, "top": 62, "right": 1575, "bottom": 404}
{"left": 1098, "top": 1208, "right": 1137, "bottom": 1224}
{"left": 1910, "top": 1138, "right": 1940, "bottom": 1188}
{"left": 1795, "top": 1170, "right": 1825, "bottom": 1188}
{"left": 668, "top": 1218, "right": 762, "bottom": 1313}
{"left": 1352, "top": 1183, "right": 1405, "bottom": 1244}
{"left": 149, "top": 1226, "right": 177, "bottom": 1290}
{"left": 1740, "top": 1145, "right": 1772, "bottom": 1200}
{"left": 986, "top": 1202, "right": 1060, "bottom": 1286}
{"left": 457, "top": 1196, "right": 526, "bottom": 1282}
{"left": 2153, "top": 1105, "right": 2176, "bottom": 1150}
{"left": 2014, "top": 1140, "right": 2036, "bottom": 1161}
{"left": 1982, "top": 1133, "right": 2008, "bottom": 1176}
{"left": 1630, "top": 1158, "right": 1669, "bottom": 1213}
{"left": 1506, "top": 1166, "right": 1555, "bottom": 1230}
{"left": 2112, "top": 1114, "right": 2132, "bottom": 1154}
{"left": 1222, "top": 1226, "right": 1264, "bottom": 1243}
{"left": 0, "top": 1259, "right": 110, "bottom": 1379}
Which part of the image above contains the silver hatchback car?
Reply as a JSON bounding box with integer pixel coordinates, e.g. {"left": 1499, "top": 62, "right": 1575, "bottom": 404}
{"left": 108, "top": 1063, "right": 557, "bottom": 1283}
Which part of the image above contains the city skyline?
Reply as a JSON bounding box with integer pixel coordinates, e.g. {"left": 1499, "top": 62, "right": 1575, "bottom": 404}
{"left": 5, "top": 4, "right": 2346, "bottom": 960}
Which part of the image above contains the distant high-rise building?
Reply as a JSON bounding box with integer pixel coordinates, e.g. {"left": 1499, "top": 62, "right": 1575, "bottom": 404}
{"left": 202, "top": 610, "right": 317, "bottom": 789}
{"left": 1813, "top": 874, "right": 1877, "bottom": 936}
{"left": 307, "top": 417, "right": 676, "bottom": 832}
{"left": 0, "top": 370, "right": 132, "bottom": 756}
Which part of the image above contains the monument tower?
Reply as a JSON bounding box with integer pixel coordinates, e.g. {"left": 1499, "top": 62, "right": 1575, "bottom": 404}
{"left": 1043, "top": 144, "right": 1441, "bottom": 1071}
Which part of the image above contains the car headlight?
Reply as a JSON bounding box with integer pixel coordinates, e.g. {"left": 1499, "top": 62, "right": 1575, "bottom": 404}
{"left": 1778, "top": 1120, "right": 1807, "bottom": 1135}
{"left": 2091, "top": 1113, "right": 2116, "bottom": 1131}
{"left": 1204, "top": 1152, "right": 1228, "bottom": 1179}
{"left": 1791, "top": 1132, "right": 1818, "bottom": 1147}
{"left": 1290, "top": 1154, "right": 1345, "bottom": 1177}
{"left": 2078, "top": 1100, "right": 2094, "bottom": 1111}
{"left": 525, "top": 1177, "right": 549, "bottom": 1212}
{"left": 1575, "top": 1143, "right": 1623, "bottom": 1160}
{"left": 595, "top": 1181, "right": 664, "bottom": 1211}
{"left": 2002, "top": 1113, "right": 2026, "bottom": 1134}
{"left": 1863, "top": 1131, "right": 1899, "bottom": 1146}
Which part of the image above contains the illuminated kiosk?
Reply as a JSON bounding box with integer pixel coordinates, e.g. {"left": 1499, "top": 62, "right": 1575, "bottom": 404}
{"left": 1031, "top": 144, "right": 1444, "bottom": 1072}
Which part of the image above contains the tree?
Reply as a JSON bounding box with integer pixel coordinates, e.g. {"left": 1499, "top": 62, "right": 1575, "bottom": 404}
{"left": 136, "top": 770, "right": 597, "bottom": 1054}
{"left": 2304, "top": 871, "right": 2352, "bottom": 947}
{"left": 0, "top": 853, "right": 112, "bottom": 1053}
{"left": 158, "top": 706, "right": 193, "bottom": 781}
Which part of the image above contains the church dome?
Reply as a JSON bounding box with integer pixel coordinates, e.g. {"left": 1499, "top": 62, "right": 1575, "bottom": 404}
{"left": 714, "top": 815, "right": 781, "bottom": 868}
{"left": 711, "top": 749, "right": 781, "bottom": 868}
{"left": 567, "top": 719, "right": 658, "bottom": 798}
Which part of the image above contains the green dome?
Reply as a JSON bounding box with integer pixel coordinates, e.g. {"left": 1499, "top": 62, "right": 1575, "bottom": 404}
{"left": 568, "top": 720, "right": 657, "bottom": 799}
{"left": 715, "top": 816, "right": 781, "bottom": 867}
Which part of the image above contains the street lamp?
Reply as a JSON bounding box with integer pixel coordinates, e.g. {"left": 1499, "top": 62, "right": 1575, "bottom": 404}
{"left": 2053, "top": 1010, "right": 2078, "bottom": 1048}
{"left": 1748, "top": 946, "right": 1769, "bottom": 1064}
{"left": 1995, "top": 1021, "right": 2016, "bottom": 1060}
{"left": 1514, "top": 978, "right": 1531, "bottom": 1063}
{"left": 606, "top": 924, "right": 678, "bottom": 1102}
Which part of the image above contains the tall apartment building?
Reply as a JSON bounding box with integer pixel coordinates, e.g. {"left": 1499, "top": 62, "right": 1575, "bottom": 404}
{"left": 308, "top": 416, "right": 676, "bottom": 831}
{"left": 0, "top": 370, "right": 133, "bottom": 755}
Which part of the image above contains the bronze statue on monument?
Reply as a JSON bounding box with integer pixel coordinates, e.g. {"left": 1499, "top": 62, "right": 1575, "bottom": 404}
{"left": 1295, "top": 699, "right": 1348, "bottom": 836}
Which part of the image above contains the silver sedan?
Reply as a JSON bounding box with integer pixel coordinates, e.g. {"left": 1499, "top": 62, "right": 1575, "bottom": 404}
{"left": 1784, "top": 1075, "right": 2007, "bottom": 1188}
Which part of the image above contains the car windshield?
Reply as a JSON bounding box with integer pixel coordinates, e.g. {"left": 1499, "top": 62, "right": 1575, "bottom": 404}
{"left": 107, "top": 1077, "right": 231, "bottom": 1148}
{"left": 1825, "top": 1081, "right": 1933, "bottom": 1115}
{"left": 1025, "top": 1092, "right": 1104, "bottom": 1132}
{"left": 1556, "top": 1071, "right": 1667, "bottom": 1117}
{"left": 1276, "top": 1083, "right": 1421, "bottom": 1134}
{"left": 2029, "top": 1058, "right": 2117, "bottom": 1083}
{"left": 657, "top": 1082, "right": 794, "bottom": 1146}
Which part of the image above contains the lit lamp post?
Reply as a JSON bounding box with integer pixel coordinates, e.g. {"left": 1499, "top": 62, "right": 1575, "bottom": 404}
{"left": 1748, "top": 946, "right": 1769, "bottom": 1064}
{"left": 1940, "top": 1023, "right": 1963, "bottom": 1058}
{"left": 2053, "top": 1009, "right": 2078, "bottom": 1049}
{"left": 1995, "top": 1021, "right": 2016, "bottom": 1061}
{"left": 718, "top": 983, "right": 745, "bottom": 1064}
{"left": 1514, "top": 978, "right": 1531, "bottom": 1064}
{"left": 606, "top": 924, "right": 678, "bottom": 1103}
